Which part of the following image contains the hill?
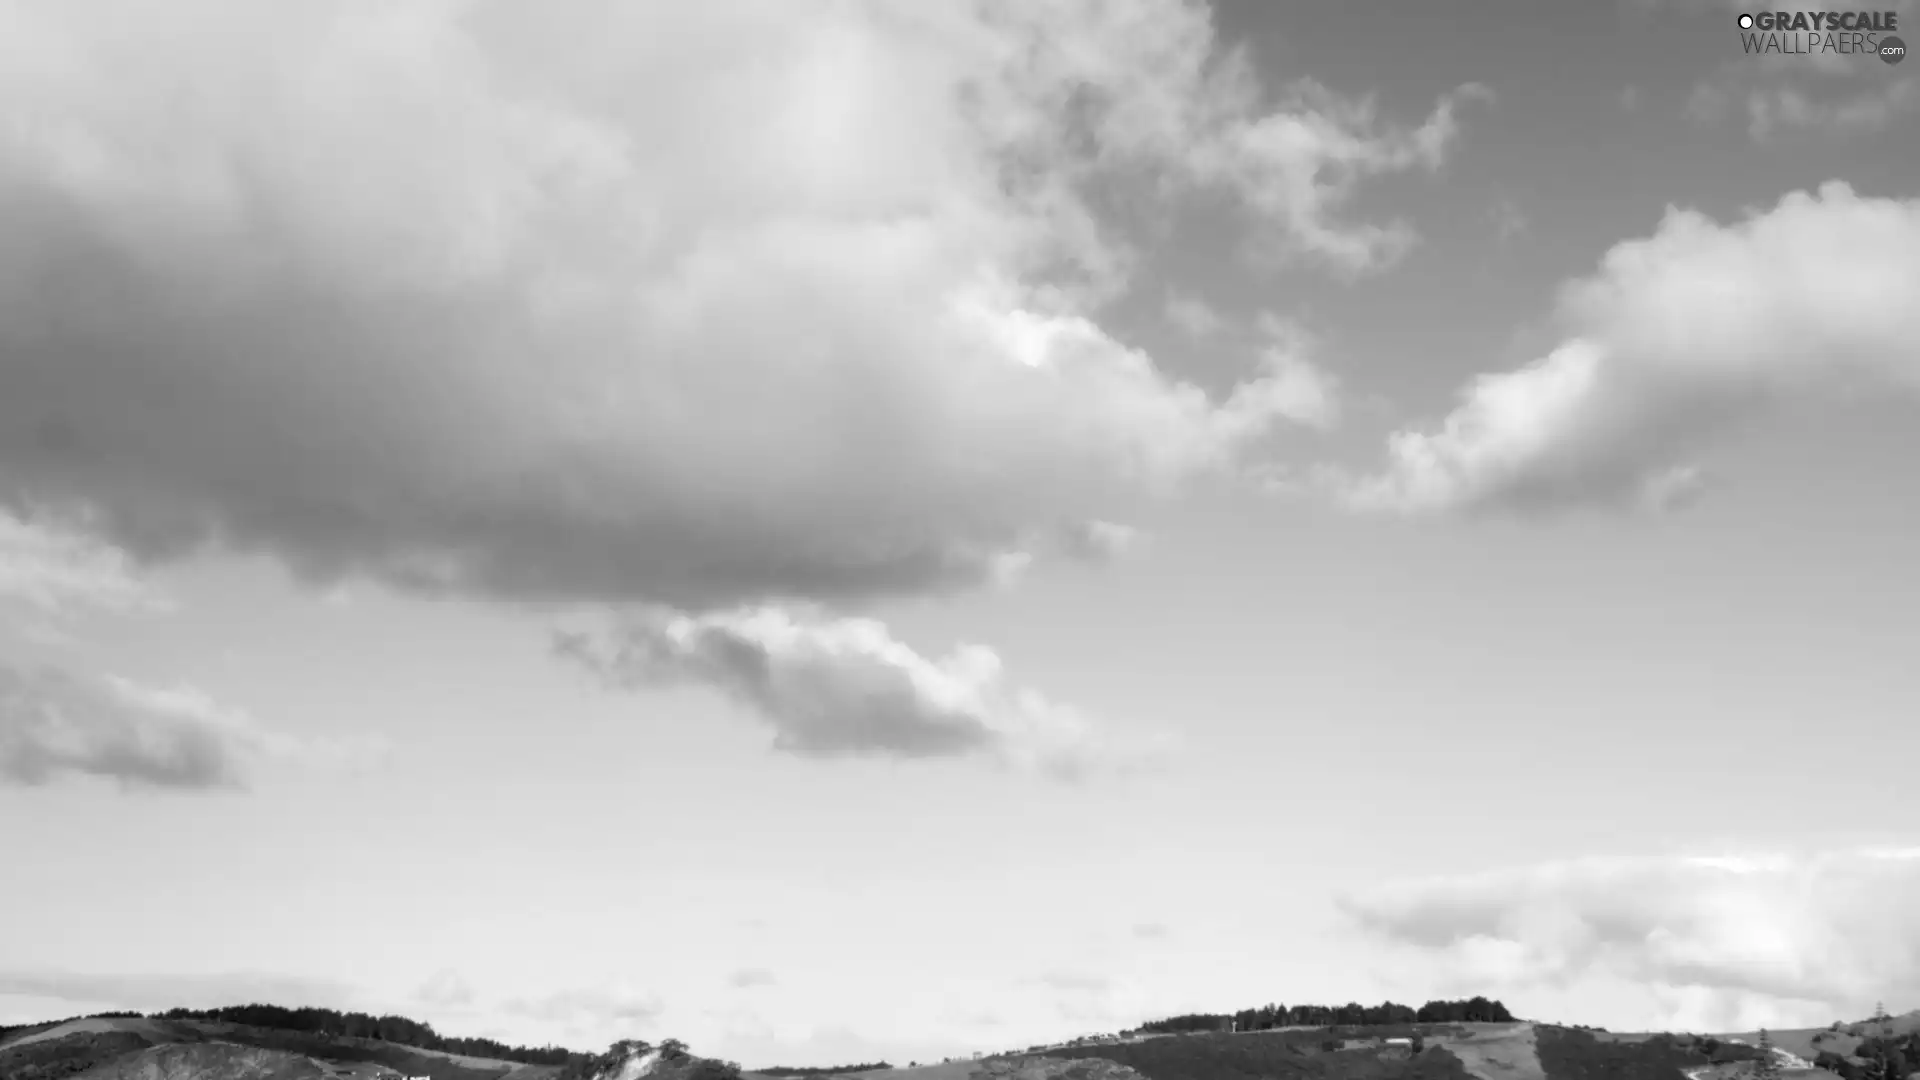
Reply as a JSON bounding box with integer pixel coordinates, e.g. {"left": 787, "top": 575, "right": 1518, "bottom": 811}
{"left": 2, "top": 1003, "right": 1914, "bottom": 1080}
{"left": 0, "top": 1016, "right": 765, "bottom": 1080}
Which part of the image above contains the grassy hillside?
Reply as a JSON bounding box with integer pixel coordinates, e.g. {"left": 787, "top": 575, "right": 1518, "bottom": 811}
{"left": 69, "top": 1041, "right": 334, "bottom": 1080}
{"left": 0, "top": 1028, "right": 158, "bottom": 1080}
{"left": 1533, "top": 1027, "right": 1766, "bottom": 1080}
{"left": 1020, "top": 1025, "right": 1481, "bottom": 1080}
{"left": 0, "top": 1016, "right": 568, "bottom": 1080}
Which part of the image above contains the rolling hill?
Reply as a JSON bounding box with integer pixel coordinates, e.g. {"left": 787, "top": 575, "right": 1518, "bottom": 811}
{"left": 3, "top": 1006, "right": 1915, "bottom": 1080}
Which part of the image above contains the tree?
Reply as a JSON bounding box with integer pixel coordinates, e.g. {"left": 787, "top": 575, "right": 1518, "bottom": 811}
{"left": 1756, "top": 1028, "right": 1781, "bottom": 1080}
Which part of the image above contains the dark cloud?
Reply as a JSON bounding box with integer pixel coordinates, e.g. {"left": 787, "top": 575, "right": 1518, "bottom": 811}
{"left": 555, "top": 608, "right": 1160, "bottom": 776}
{"left": 0, "top": 0, "right": 1471, "bottom": 613}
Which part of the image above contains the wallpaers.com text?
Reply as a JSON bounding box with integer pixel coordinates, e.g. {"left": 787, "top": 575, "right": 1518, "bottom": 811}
{"left": 1736, "top": 10, "right": 1905, "bottom": 60}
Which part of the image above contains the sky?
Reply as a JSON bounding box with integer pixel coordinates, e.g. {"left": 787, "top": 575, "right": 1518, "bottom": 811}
{"left": 1, "top": 0, "right": 1918, "bottom": 1068}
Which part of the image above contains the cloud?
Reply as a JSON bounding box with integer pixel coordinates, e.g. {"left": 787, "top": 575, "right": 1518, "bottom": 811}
{"left": 1037, "top": 972, "right": 1113, "bottom": 993}
{"left": 0, "top": 0, "right": 1474, "bottom": 613}
{"left": 1490, "top": 198, "right": 1527, "bottom": 245}
{"left": 1025, "top": 972, "right": 1152, "bottom": 1026}
{"left": 0, "top": 968, "right": 359, "bottom": 1012}
{"left": 1164, "top": 293, "right": 1227, "bottom": 338}
{"left": 1248, "top": 353, "right": 1342, "bottom": 432}
{"left": 0, "top": 508, "right": 158, "bottom": 616}
{"left": 1677, "top": 0, "right": 1920, "bottom": 138}
{"left": 504, "top": 986, "right": 663, "bottom": 1028}
{"left": 1339, "top": 848, "right": 1920, "bottom": 1028}
{"left": 0, "top": 662, "right": 381, "bottom": 791}
{"left": 1344, "top": 182, "right": 1920, "bottom": 514}
{"left": 554, "top": 608, "right": 1164, "bottom": 777}
{"left": 1747, "top": 79, "right": 1920, "bottom": 140}
{"left": 729, "top": 969, "right": 778, "bottom": 990}
{"left": 417, "top": 969, "right": 477, "bottom": 1008}
{"left": 1055, "top": 520, "right": 1144, "bottom": 564}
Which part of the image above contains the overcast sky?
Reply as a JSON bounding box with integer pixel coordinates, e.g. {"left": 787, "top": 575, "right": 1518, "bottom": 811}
{"left": 3, "top": 0, "right": 1918, "bottom": 1068}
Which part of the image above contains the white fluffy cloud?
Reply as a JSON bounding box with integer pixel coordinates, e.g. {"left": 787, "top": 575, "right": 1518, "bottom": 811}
{"left": 1347, "top": 182, "right": 1920, "bottom": 514}
{"left": 1340, "top": 848, "right": 1920, "bottom": 1028}
{"left": 0, "top": 0, "right": 1471, "bottom": 611}
{"left": 0, "top": 663, "right": 379, "bottom": 790}
{"left": 555, "top": 608, "right": 1162, "bottom": 775}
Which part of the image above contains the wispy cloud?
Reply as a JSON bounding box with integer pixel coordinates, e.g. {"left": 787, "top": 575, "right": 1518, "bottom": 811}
{"left": 0, "top": 662, "right": 384, "bottom": 792}
{"left": 1747, "top": 79, "right": 1920, "bottom": 139}
{"left": 1490, "top": 197, "right": 1528, "bottom": 245}
{"left": 1036, "top": 972, "right": 1113, "bottom": 993}
{"left": 417, "top": 969, "right": 477, "bottom": 1008}
{"left": 0, "top": 509, "right": 161, "bottom": 617}
{"left": 1164, "top": 293, "right": 1227, "bottom": 338}
{"left": 503, "top": 986, "right": 664, "bottom": 1028}
{"left": 0, "top": 968, "right": 359, "bottom": 1012}
{"left": 729, "top": 969, "right": 778, "bottom": 990}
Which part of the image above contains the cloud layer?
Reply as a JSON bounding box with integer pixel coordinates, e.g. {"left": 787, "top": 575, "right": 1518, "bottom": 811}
{"left": 1348, "top": 183, "right": 1920, "bottom": 514}
{"left": 555, "top": 609, "right": 1159, "bottom": 775}
{"left": 0, "top": 0, "right": 1471, "bottom": 612}
{"left": 1341, "top": 848, "right": 1920, "bottom": 1028}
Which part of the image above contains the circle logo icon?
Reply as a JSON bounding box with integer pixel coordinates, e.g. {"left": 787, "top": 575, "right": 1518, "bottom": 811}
{"left": 1882, "top": 35, "right": 1907, "bottom": 64}
{"left": 1738, "top": 13, "right": 1754, "bottom": 28}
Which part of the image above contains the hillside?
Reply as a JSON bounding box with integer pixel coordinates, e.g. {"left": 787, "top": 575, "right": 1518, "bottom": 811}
{"left": 0, "top": 1018, "right": 772, "bottom": 1080}
{"left": 0, "top": 1015, "right": 575, "bottom": 1080}
{"left": 3, "top": 1005, "right": 1914, "bottom": 1080}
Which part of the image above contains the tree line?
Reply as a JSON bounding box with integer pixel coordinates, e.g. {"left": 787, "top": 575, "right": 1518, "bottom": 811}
{"left": 1134, "top": 997, "right": 1517, "bottom": 1034}
{"left": 156, "top": 1004, "right": 582, "bottom": 1066}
